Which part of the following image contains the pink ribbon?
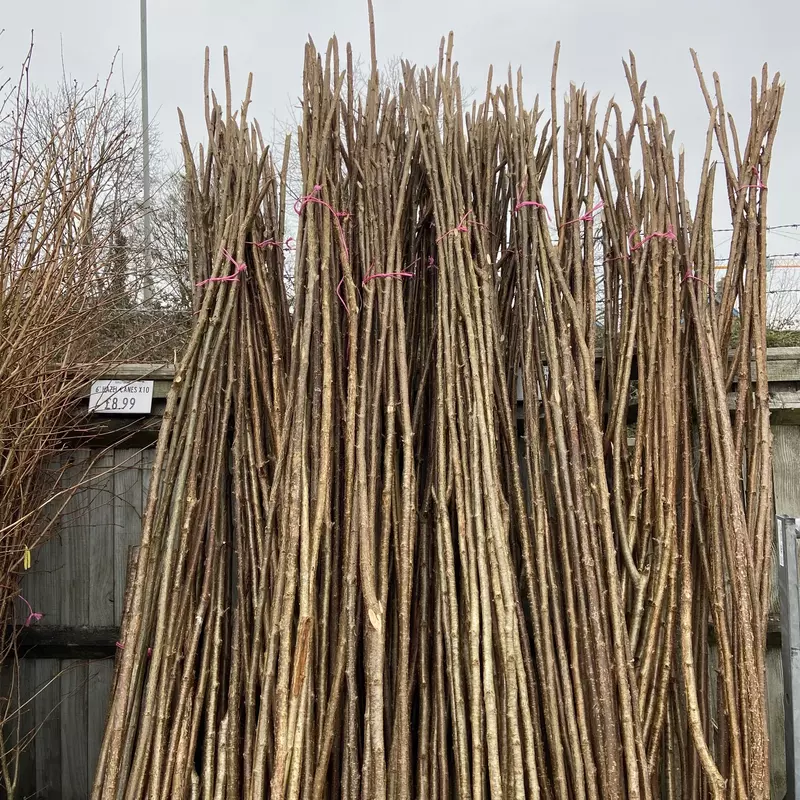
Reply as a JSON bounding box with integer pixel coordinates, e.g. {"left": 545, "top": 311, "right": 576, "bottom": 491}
{"left": 362, "top": 270, "right": 415, "bottom": 286}
{"left": 682, "top": 264, "right": 712, "bottom": 288}
{"left": 18, "top": 594, "right": 42, "bottom": 627}
{"left": 249, "top": 237, "right": 295, "bottom": 251}
{"left": 513, "top": 179, "right": 551, "bottom": 220}
{"left": 628, "top": 224, "right": 677, "bottom": 252}
{"left": 739, "top": 166, "right": 767, "bottom": 192}
{"left": 295, "top": 185, "right": 351, "bottom": 262}
{"left": 514, "top": 199, "right": 551, "bottom": 219}
{"left": 196, "top": 248, "right": 246, "bottom": 287}
{"left": 116, "top": 641, "right": 152, "bottom": 658}
{"left": 436, "top": 212, "right": 472, "bottom": 243}
{"left": 563, "top": 200, "right": 604, "bottom": 227}
{"left": 336, "top": 276, "right": 348, "bottom": 313}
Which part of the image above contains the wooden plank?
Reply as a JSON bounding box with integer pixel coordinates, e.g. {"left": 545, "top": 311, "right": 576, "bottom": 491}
{"left": 768, "top": 643, "right": 789, "bottom": 800}
{"left": 87, "top": 659, "right": 113, "bottom": 791}
{"left": 60, "top": 660, "right": 88, "bottom": 799}
{"left": 66, "top": 409, "right": 165, "bottom": 451}
{"left": 16, "top": 625, "right": 120, "bottom": 659}
{"left": 767, "top": 356, "right": 800, "bottom": 383}
{"left": 21, "top": 457, "right": 65, "bottom": 630}
{"left": 89, "top": 452, "right": 115, "bottom": 629}
{"left": 61, "top": 451, "right": 91, "bottom": 627}
{"left": 114, "top": 449, "right": 144, "bottom": 626}
{"left": 34, "top": 659, "right": 62, "bottom": 797}
{"left": 16, "top": 659, "right": 37, "bottom": 798}
{"left": 774, "top": 425, "right": 800, "bottom": 607}
{"left": 83, "top": 363, "right": 176, "bottom": 380}
{"left": 772, "top": 425, "right": 800, "bottom": 799}
{"left": 141, "top": 445, "right": 155, "bottom": 505}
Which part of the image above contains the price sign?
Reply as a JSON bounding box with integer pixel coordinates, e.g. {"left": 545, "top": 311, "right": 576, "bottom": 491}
{"left": 89, "top": 380, "right": 154, "bottom": 414}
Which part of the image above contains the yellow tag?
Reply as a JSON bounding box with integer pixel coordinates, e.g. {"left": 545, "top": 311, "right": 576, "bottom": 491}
{"left": 23, "top": 547, "right": 31, "bottom": 571}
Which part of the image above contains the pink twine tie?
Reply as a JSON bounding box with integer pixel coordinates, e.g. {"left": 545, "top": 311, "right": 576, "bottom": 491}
{"left": 18, "top": 594, "right": 42, "bottom": 627}
{"left": 629, "top": 224, "right": 677, "bottom": 252}
{"left": 362, "top": 269, "right": 415, "bottom": 286}
{"left": 514, "top": 199, "right": 551, "bottom": 219}
{"left": 116, "top": 641, "right": 152, "bottom": 658}
{"left": 436, "top": 212, "right": 471, "bottom": 243}
{"left": 682, "top": 265, "right": 712, "bottom": 289}
{"left": 249, "top": 237, "right": 295, "bottom": 251}
{"left": 513, "top": 179, "right": 551, "bottom": 220}
{"left": 295, "top": 185, "right": 351, "bottom": 262}
{"left": 196, "top": 248, "right": 246, "bottom": 287}
{"left": 335, "top": 276, "right": 362, "bottom": 316}
{"left": 562, "top": 200, "right": 604, "bottom": 227}
{"left": 336, "top": 277, "right": 348, "bottom": 313}
{"left": 739, "top": 166, "right": 767, "bottom": 192}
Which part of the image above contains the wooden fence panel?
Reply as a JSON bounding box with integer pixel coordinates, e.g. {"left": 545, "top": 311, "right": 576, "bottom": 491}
{"left": 113, "top": 448, "right": 145, "bottom": 627}
{"left": 89, "top": 452, "right": 115, "bottom": 630}
{"left": 10, "top": 448, "right": 151, "bottom": 798}
{"left": 61, "top": 450, "right": 91, "bottom": 628}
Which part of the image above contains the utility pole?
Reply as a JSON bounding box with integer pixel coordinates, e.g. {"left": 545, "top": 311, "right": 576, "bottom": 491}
{"left": 140, "top": 0, "right": 153, "bottom": 303}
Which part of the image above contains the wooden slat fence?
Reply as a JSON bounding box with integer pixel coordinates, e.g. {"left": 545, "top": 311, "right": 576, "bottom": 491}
{"left": 3, "top": 447, "right": 153, "bottom": 799}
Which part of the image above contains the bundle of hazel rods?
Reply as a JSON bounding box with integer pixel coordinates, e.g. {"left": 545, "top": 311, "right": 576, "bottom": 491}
{"left": 93, "top": 33, "right": 782, "bottom": 800}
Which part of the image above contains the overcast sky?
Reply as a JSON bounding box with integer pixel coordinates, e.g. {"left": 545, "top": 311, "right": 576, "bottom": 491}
{"left": 2, "top": 0, "right": 799, "bottom": 252}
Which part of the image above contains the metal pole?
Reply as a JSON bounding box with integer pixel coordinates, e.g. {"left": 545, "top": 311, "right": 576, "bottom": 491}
{"left": 140, "top": 0, "right": 153, "bottom": 303}
{"left": 777, "top": 515, "right": 800, "bottom": 799}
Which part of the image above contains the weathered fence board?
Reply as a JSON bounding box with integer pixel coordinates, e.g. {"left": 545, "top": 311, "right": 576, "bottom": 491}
{"left": 89, "top": 452, "right": 115, "bottom": 630}
{"left": 771, "top": 425, "right": 800, "bottom": 799}
{"left": 87, "top": 659, "right": 113, "bottom": 795}
{"left": 34, "top": 659, "right": 62, "bottom": 798}
{"left": 61, "top": 450, "right": 91, "bottom": 628}
{"left": 60, "top": 661, "right": 89, "bottom": 799}
{"left": 8, "top": 446, "right": 152, "bottom": 798}
{"left": 113, "top": 448, "right": 145, "bottom": 626}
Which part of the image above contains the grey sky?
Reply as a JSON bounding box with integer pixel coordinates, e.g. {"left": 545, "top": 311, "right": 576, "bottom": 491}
{"left": 3, "top": 0, "right": 799, "bottom": 247}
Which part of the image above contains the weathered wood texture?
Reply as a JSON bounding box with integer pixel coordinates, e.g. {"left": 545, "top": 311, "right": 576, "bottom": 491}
{"left": 9, "top": 447, "right": 150, "bottom": 798}
{"left": 769, "top": 424, "right": 800, "bottom": 800}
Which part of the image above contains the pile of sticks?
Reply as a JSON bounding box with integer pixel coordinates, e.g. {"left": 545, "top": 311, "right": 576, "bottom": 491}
{"left": 93, "top": 29, "right": 782, "bottom": 800}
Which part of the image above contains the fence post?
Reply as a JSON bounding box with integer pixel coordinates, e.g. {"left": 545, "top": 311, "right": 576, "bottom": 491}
{"left": 778, "top": 514, "right": 800, "bottom": 800}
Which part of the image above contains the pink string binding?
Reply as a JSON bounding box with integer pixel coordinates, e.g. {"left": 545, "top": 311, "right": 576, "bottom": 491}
{"left": 513, "top": 180, "right": 551, "bottom": 220}
{"left": 363, "top": 269, "right": 415, "bottom": 286}
{"left": 336, "top": 277, "right": 348, "bottom": 313}
{"left": 295, "top": 185, "right": 350, "bottom": 262}
{"left": 739, "top": 166, "right": 767, "bottom": 192}
{"left": 196, "top": 248, "right": 246, "bottom": 287}
{"left": 116, "top": 641, "right": 153, "bottom": 658}
{"left": 628, "top": 224, "right": 677, "bottom": 252}
{"left": 563, "top": 201, "right": 604, "bottom": 227}
{"left": 682, "top": 268, "right": 712, "bottom": 289}
{"left": 435, "top": 212, "right": 494, "bottom": 243}
{"left": 18, "top": 594, "right": 42, "bottom": 627}
{"left": 335, "top": 276, "right": 364, "bottom": 316}
{"left": 436, "top": 212, "right": 471, "bottom": 242}
{"left": 249, "top": 237, "right": 295, "bottom": 251}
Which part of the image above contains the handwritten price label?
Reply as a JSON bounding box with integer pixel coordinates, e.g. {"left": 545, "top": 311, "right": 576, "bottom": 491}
{"left": 89, "top": 380, "right": 154, "bottom": 414}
